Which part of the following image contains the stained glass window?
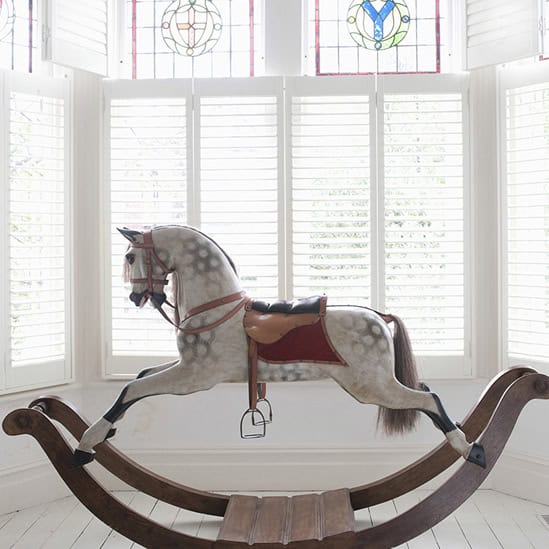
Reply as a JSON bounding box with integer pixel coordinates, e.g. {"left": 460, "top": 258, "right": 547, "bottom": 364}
{"left": 0, "top": 0, "right": 37, "bottom": 72}
{"left": 309, "top": 0, "right": 446, "bottom": 75}
{"left": 123, "top": 0, "right": 261, "bottom": 79}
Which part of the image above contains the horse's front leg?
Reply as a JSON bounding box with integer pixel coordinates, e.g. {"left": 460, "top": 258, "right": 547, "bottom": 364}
{"left": 74, "top": 362, "right": 215, "bottom": 466}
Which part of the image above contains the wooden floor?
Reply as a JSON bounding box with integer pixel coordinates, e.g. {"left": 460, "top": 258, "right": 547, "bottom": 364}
{"left": 1, "top": 489, "right": 548, "bottom": 548}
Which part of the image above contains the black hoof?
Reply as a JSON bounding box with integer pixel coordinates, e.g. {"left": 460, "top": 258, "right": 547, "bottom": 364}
{"left": 467, "top": 442, "right": 486, "bottom": 468}
{"left": 73, "top": 449, "right": 95, "bottom": 467}
{"left": 106, "top": 428, "right": 117, "bottom": 440}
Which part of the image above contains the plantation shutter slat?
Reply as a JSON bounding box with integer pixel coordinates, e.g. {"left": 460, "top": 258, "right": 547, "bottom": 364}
{"left": 196, "top": 79, "right": 282, "bottom": 300}
{"left": 466, "top": 0, "right": 541, "bottom": 69}
{"left": 502, "top": 66, "right": 549, "bottom": 367}
{"left": 46, "top": 0, "right": 109, "bottom": 76}
{"left": 381, "top": 76, "right": 468, "bottom": 374}
{"left": 105, "top": 82, "right": 192, "bottom": 374}
{"left": 287, "top": 77, "right": 374, "bottom": 304}
{"left": 4, "top": 74, "right": 70, "bottom": 391}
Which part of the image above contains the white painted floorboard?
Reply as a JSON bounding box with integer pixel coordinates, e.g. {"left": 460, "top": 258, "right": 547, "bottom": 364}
{"left": 1, "top": 489, "right": 548, "bottom": 548}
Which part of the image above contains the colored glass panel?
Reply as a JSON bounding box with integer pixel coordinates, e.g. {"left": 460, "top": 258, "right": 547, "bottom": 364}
{"left": 312, "top": 0, "right": 442, "bottom": 75}
{"left": 126, "top": 0, "right": 259, "bottom": 79}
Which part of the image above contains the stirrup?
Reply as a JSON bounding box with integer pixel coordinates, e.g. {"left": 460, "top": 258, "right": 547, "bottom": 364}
{"left": 240, "top": 408, "right": 267, "bottom": 439}
{"left": 252, "top": 398, "right": 273, "bottom": 426}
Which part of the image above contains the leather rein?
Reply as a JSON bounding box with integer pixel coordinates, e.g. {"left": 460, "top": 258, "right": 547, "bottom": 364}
{"left": 129, "top": 231, "right": 247, "bottom": 334}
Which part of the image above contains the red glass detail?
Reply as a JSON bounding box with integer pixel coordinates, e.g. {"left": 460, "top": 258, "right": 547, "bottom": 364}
{"left": 435, "top": 0, "right": 440, "bottom": 73}
{"left": 28, "top": 0, "right": 33, "bottom": 73}
{"left": 132, "top": 0, "right": 137, "bottom": 79}
{"left": 249, "top": 0, "right": 254, "bottom": 77}
{"left": 315, "top": 0, "right": 320, "bottom": 76}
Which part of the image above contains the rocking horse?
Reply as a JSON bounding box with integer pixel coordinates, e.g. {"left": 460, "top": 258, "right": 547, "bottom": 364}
{"left": 4, "top": 224, "right": 549, "bottom": 548}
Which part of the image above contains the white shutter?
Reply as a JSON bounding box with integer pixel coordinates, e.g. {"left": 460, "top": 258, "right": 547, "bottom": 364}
{"left": 501, "top": 64, "right": 549, "bottom": 369}
{"left": 105, "top": 81, "right": 191, "bottom": 375}
{"left": 380, "top": 75, "right": 469, "bottom": 377}
{"left": 45, "top": 0, "right": 109, "bottom": 75}
{"left": 286, "top": 77, "right": 374, "bottom": 304}
{"left": 2, "top": 72, "right": 71, "bottom": 391}
{"left": 466, "top": 0, "right": 542, "bottom": 69}
{"left": 196, "top": 78, "right": 282, "bottom": 300}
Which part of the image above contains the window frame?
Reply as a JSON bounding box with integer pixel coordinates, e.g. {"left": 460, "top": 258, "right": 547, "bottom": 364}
{"left": 102, "top": 78, "right": 193, "bottom": 377}
{"left": 378, "top": 73, "right": 472, "bottom": 379}
{"left": 0, "top": 69, "right": 74, "bottom": 394}
{"left": 102, "top": 73, "right": 472, "bottom": 380}
{"left": 499, "top": 61, "right": 549, "bottom": 374}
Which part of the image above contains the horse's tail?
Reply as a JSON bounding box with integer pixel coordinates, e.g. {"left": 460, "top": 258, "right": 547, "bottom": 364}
{"left": 377, "top": 314, "right": 421, "bottom": 435}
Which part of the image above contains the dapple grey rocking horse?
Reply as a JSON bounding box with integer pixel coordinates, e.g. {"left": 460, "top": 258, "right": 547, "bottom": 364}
{"left": 74, "top": 224, "right": 486, "bottom": 469}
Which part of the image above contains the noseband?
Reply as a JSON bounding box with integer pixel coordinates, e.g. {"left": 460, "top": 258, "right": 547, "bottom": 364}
{"left": 130, "top": 231, "right": 172, "bottom": 293}
{"left": 129, "top": 231, "right": 178, "bottom": 319}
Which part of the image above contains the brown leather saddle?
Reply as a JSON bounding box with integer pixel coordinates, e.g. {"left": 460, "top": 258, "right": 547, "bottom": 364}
{"left": 240, "top": 296, "right": 329, "bottom": 438}
{"left": 244, "top": 295, "right": 327, "bottom": 344}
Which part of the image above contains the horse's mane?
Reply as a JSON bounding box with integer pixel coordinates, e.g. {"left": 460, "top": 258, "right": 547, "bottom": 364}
{"left": 186, "top": 226, "right": 238, "bottom": 275}
{"left": 155, "top": 224, "right": 238, "bottom": 275}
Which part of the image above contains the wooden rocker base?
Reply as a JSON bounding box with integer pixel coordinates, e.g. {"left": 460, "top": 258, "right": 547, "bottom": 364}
{"left": 3, "top": 367, "right": 549, "bottom": 548}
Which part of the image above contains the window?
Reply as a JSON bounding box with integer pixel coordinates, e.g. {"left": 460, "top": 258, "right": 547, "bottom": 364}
{"left": 105, "top": 80, "right": 190, "bottom": 371}
{"left": 381, "top": 78, "right": 467, "bottom": 364}
{"left": 307, "top": 0, "right": 449, "bottom": 75}
{"left": 120, "top": 0, "right": 263, "bottom": 79}
{"left": 287, "top": 77, "right": 374, "bottom": 303}
{"left": 103, "top": 75, "right": 469, "bottom": 379}
{"left": 0, "top": 71, "right": 72, "bottom": 393}
{"left": 0, "top": 0, "right": 38, "bottom": 73}
{"left": 501, "top": 63, "right": 549, "bottom": 372}
{"left": 104, "top": 78, "right": 282, "bottom": 374}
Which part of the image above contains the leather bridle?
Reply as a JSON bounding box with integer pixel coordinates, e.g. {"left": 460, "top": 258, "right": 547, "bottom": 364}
{"left": 128, "top": 230, "right": 247, "bottom": 333}
{"left": 128, "top": 231, "right": 178, "bottom": 323}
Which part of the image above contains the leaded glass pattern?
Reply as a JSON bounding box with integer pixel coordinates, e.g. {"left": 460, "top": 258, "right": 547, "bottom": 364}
{"left": 124, "top": 0, "right": 261, "bottom": 79}
{"left": 309, "top": 0, "right": 445, "bottom": 75}
{"left": 0, "top": 0, "right": 37, "bottom": 72}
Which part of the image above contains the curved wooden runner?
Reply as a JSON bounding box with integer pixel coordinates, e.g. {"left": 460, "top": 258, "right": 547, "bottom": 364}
{"left": 3, "top": 367, "right": 548, "bottom": 548}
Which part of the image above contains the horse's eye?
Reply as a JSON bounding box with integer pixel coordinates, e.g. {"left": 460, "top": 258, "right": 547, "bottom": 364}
{"left": 125, "top": 253, "right": 135, "bottom": 265}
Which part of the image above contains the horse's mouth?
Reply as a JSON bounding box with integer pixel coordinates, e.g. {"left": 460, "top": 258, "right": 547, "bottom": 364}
{"left": 129, "top": 291, "right": 166, "bottom": 308}
{"left": 130, "top": 292, "right": 149, "bottom": 308}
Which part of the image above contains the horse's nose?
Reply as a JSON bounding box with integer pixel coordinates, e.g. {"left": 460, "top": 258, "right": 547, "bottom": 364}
{"left": 129, "top": 292, "right": 142, "bottom": 306}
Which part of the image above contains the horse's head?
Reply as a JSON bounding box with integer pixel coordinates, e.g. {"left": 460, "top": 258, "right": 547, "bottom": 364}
{"left": 118, "top": 227, "right": 172, "bottom": 309}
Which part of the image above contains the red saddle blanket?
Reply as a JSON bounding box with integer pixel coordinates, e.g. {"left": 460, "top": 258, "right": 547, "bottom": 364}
{"left": 256, "top": 318, "right": 347, "bottom": 366}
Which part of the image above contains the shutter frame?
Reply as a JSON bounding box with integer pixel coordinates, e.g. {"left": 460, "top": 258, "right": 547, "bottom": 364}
{"left": 500, "top": 62, "right": 549, "bottom": 372}
{"left": 103, "top": 79, "right": 192, "bottom": 377}
{"left": 379, "top": 74, "right": 471, "bottom": 379}
{"left": 466, "top": 0, "right": 542, "bottom": 69}
{"left": 45, "top": 0, "right": 109, "bottom": 76}
{"left": 2, "top": 71, "right": 72, "bottom": 393}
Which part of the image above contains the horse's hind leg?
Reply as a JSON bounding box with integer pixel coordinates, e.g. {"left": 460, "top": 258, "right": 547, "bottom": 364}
{"left": 344, "top": 378, "right": 486, "bottom": 467}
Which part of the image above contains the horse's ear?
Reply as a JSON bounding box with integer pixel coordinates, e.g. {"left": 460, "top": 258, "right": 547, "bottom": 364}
{"left": 117, "top": 227, "right": 142, "bottom": 243}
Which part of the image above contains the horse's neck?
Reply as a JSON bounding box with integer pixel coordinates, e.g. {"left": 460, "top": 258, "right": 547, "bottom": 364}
{"left": 170, "top": 230, "right": 242, "bottom": 314}
{"left": 177, "top": 271, "right": 242, "bottom": 315}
